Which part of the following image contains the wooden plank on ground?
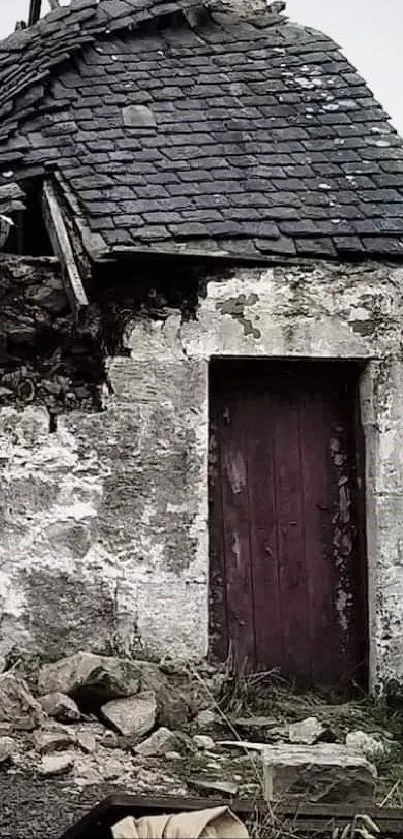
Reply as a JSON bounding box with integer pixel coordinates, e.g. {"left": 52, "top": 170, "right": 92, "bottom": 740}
{"left": 59, "top": 794, "right": 403, "bottom": 839}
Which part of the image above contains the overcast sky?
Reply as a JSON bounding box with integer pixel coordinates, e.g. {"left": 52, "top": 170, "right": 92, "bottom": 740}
{"left": 0, "top": 0, "right": 402, "bottom": 135}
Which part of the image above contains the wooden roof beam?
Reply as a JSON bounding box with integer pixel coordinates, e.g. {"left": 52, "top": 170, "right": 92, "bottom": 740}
{"left": 28, "top": 1, "right": 60, "bottom": 27}
{"left": 41, "top": 179, "right": 89, "bottom": 321}
{"left": 28, "top": 0, "right": 42, "bottom": 26}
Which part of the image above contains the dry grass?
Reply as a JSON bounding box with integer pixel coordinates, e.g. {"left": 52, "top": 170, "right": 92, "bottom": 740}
{"left": 245, "top": 797, "right": 382, "bottom": 839}
{"left": 188, "top": 660, "right": 403, "bottom": 815}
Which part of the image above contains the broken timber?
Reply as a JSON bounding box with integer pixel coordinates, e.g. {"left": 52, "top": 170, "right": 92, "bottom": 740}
{"left": 59, "top": 794, "right": 403, "bottom": 839}
{"left": 42, "top": 179, "right": 89, "bottom": 321}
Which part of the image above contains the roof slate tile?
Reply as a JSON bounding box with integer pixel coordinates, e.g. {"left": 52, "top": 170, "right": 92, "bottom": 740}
{"left": 0, "top": 0, "right": 401, "bottom": 261}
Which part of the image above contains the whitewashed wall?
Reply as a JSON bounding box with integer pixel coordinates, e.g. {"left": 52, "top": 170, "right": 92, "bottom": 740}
{"left": 1, "top": 260, "right": 402, "bottom": 692}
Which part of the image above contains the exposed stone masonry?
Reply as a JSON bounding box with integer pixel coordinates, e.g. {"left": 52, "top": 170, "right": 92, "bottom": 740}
{"left": 0, "top": 254, "right": 104, "bottom": 422}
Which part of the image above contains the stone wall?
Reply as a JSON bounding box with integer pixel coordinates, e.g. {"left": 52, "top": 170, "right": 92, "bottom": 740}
{"left": 0, "top": 254, "right": 103, "bottom": 417}
{"left": 1, "top": 257, "right": 403, "bottom": 692}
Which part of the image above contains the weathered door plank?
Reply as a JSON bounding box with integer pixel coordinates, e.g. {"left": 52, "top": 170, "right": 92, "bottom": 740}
{"left": 213, "top": 383, "right": 256, "bottom": 668}
{"left": 244, "top": 383, "right": 284, "bottom": 673}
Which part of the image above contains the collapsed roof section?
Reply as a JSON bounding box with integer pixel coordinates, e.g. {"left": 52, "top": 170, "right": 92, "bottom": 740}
{"left": 0, "top": 0, "right": 403, "bottom": 262}
{"left": 0, "top": 182, "right": 25, "bottom": 247}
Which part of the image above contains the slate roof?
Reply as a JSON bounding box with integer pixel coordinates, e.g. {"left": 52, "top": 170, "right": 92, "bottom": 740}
{"left": 0, "top": 0, "right": 403, "bottom": 261}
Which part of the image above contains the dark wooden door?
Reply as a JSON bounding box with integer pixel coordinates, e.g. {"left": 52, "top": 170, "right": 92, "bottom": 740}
{"left": 209, "top": 360, "right": 368, "bottom": 687}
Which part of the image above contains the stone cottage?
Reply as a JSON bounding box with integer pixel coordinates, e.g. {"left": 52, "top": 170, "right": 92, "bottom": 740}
{"left": 0, "top": 0, "right": 403, "bottom": 693}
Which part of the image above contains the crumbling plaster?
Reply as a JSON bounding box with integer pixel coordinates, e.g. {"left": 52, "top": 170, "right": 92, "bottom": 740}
{"left": 1, "top": 259, "right": 403, "bottom": 692}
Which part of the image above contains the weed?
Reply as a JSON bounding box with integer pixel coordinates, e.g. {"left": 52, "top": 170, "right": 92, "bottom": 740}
{"left": 189, "top": 660, "right": 403, "bottom": 809}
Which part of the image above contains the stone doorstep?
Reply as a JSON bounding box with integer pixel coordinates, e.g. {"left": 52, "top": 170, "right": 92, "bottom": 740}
{"left": 262, "top": 743, "right": 377, "bottom": 805}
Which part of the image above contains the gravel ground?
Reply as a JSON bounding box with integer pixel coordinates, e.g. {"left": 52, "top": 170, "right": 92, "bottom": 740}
{"left": 0, "top": 772, "right": 120, "bottom": 839}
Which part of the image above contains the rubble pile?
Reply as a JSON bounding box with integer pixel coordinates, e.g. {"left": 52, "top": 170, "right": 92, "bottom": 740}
{"left": 0, "top": 652, "right": 230, "bottom": 796}
{"left": 0, "top": 651, "right": 393, "bottom": 805}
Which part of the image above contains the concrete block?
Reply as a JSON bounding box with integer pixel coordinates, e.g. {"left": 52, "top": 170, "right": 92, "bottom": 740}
{"left": 262, "top": 743, "right": 376, "bottom": 804}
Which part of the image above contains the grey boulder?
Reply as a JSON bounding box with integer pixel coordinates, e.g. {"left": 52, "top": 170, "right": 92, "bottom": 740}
{"left": 288, "top": 716, "right": 325, "bottom": 745}
{"left": 38, "top": 652, "right": 141, "bottom": 706}
{"left": 134, "top": 727, "right": 178, "bottom": 757}
{"left": 0, "top": 673, "right": 43, "bottom": 732}
{"left": 101, "top": 691, "right": 157, "bottom": 738}
{"left": 34, "top": 727, "right": 76, "bottom": 754}
{"left": 0, "top": 736, "right": 14, "bottom": 764}
{"left": 40, "top": 751, "right": 75, "bottom": 777}
{"left": 136, "top": 661, "right": 190, "bottom": 729}
{"left": 262, "top": 743, "right": 376, "bottom": 804}
{"left": 39, "top": 692, "right": 80, "bottom": 723}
